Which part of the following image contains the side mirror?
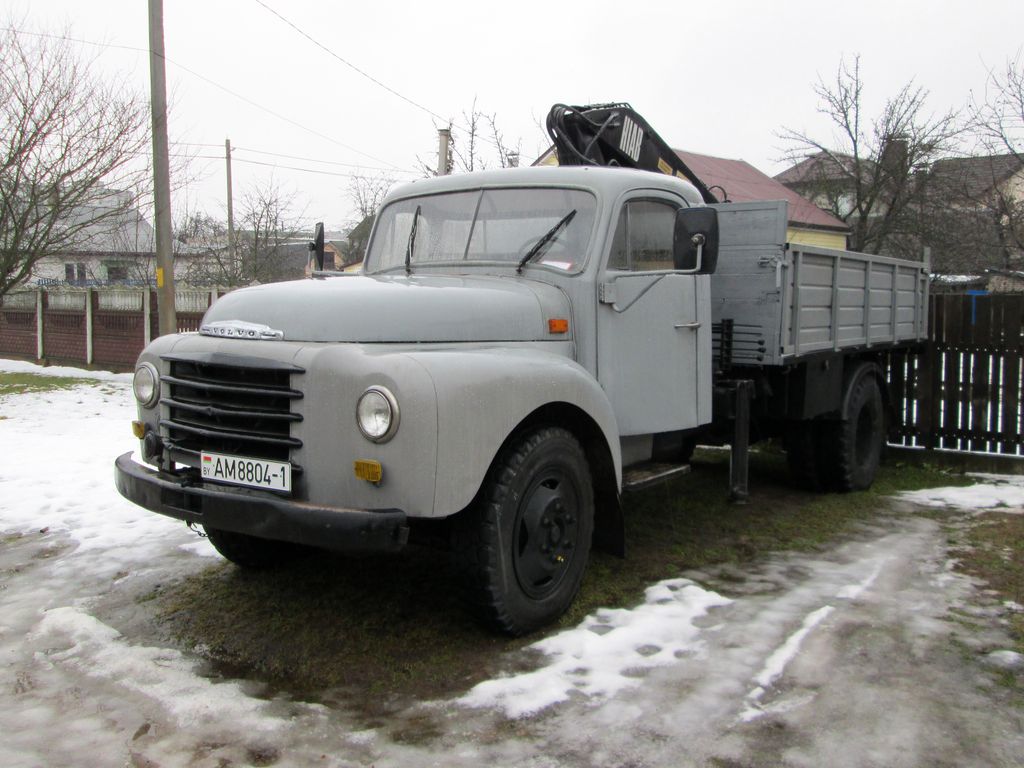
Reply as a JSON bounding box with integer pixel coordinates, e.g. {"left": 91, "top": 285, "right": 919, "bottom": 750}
{"left": 673, "top": 207, "right": 718, "bottom": 274}
{"left": 308, "top": 222, "right": 325, "bottom": 271}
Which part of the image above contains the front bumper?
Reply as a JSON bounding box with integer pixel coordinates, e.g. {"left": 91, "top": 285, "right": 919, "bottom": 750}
{"left": 114, "top": 452, "right": 409, "bottom": 553}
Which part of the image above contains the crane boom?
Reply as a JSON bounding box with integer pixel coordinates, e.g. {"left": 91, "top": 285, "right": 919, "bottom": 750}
{"left": 546, "top": 102, "right": 718, "bottom": 204}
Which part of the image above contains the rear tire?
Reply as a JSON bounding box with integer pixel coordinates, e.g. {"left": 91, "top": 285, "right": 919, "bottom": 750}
{"left": 832, "top": 375, "right": 885, "bottom": 491}
{"left": 452, "top": 426, "right": 594, "bottom": 636}
{"left": 203, "top": 526, "right": 302, "bottom": 569}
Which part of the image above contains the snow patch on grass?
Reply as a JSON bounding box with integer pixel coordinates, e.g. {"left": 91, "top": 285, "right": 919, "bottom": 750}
{"left": 459, "top": 579, "right": 731, "bottom": 718}
{"left": 0, "top": 370, "right": 195, "bottom": 569}
{"left": 898, "top": 475, "right": 1024, "bottom": 514}
{"left": 0, "top": 358, "right": 131, "bottom": 382}
{"left": 32, "top": 607, "right": 325, "bottom": 730}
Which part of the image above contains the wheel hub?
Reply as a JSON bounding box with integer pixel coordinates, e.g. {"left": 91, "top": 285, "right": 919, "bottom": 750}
{"left": 513, "top": 475, "right": 579, "bottom": 599}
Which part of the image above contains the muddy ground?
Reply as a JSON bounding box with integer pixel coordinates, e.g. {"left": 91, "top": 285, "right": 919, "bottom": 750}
{"left": 2, "top": 491, "right": 1022, "bottom": 767}
{"left": 0, "top": 370, "right": 1021, "bottom": 767}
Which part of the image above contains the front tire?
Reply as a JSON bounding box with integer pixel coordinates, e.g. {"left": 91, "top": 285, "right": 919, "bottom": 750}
{"left": 203, "top": 526, "right": 302, "bottom": 569}
{"left": 453, "top": 426, "right": 594, "bottom": 636}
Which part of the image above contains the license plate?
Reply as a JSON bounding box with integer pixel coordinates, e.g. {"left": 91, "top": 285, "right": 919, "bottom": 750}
{"left": 200, "top": 451, "right": 292, "bottom": 492}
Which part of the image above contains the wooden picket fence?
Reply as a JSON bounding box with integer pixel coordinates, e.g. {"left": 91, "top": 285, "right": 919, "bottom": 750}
{"left": 887, "top": 293, "right": 1024, "bottom": 456}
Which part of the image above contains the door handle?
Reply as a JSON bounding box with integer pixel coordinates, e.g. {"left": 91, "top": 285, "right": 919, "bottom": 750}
{"left": 674, "top": 322, "right": 701, "bottom": 330}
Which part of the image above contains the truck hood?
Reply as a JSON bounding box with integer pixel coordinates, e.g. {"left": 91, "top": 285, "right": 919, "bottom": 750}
{"left": 201, "top": 274, "right": 571, "bottom": 343}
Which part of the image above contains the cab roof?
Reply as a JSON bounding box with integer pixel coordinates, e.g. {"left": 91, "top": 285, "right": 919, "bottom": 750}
{"left": 382, "top": 165, "right": 704, "bottom": 207}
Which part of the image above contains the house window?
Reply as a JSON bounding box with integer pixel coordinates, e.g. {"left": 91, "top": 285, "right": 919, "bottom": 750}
{"left": 65, "top": 263, "right": 87, "bottom": 284}
{"left": 105, "top": 262, "right": 128, "bottom": 282}
{"left": 607, "top": 200, "right": 678, "bottom": 271}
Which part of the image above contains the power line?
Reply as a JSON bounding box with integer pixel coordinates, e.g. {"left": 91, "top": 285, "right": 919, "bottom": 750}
{"left": 252, "top": 0, "right": 448, "bottom": 124}
{"left": 233, "top": 156, "right": 401, "bottom": 178}
{"left": 249, "top": 2, "right": 507, "bottom": 155}
{"left": 6, "top": 26, "right": 406, "bottom": 171}
{"left": 232, "top": 146, "right": 417, "bottom": 174}
{"left": 170, "top": 152, "right": 409, "bottom": 180}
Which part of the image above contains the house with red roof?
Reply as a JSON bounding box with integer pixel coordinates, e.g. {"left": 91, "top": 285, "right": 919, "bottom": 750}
{"left": 535, "top": 147, "right": 851, "bottom": 251}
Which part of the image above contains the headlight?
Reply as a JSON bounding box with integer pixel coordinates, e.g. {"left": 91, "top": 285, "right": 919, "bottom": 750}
{"left": 356, "top": 386, "right": 399, "bottom": 443}
{"left": 133, "top": 363, "right": 160, "bottom": 408}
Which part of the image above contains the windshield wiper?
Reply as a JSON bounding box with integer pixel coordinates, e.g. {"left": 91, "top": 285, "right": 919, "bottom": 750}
{"left": 405, "top": 204, "right": 421, "bottom": 275}
{"left": 516, "top": 209, "right": 577, "bottom": 274}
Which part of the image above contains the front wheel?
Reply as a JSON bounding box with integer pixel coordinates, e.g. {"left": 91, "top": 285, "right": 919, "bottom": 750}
{"left": 203, "top": 526, "right": 303, "bottom": 569}
{"left": 453, "top": 426, "right": 594, "bottom": 636}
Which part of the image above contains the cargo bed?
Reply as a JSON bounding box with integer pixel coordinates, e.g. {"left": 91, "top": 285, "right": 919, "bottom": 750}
{"left": 710, "top": 201, "right": 929, "bottom": 368}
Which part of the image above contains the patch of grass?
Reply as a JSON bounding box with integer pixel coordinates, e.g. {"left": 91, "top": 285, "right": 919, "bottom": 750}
{"left": 955, "top": 512, "right": 1024, "bottom": 659}
{"left": 565, "top": 449, "right": 969, "bottom": 625}
{"left": 147, "top": 448, "right": 963, "bottom": 712}
{"left": 0, "top": 372, "right": 98, "bottom": 396}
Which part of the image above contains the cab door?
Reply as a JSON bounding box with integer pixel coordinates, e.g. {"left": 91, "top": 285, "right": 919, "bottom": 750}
{"left": 596, "top": 197, "right": 711, "bottom": 436}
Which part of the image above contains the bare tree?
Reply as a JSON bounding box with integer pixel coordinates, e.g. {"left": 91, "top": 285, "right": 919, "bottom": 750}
{"left": 971, "top": 53, "right": 1024, "bottom": 162}
{"left": 0, "top": 22, "right": 151, "bottom": 297}
{"left": 778, "top": 56, "right": 961, "bottom": 257}
{"left": 954, "top": 54, "right": 1024, "bottom": 266}
{"left": 416, "top": 99, "right": 522, "bottom": 177}
{"left": 181, "top": 179, "right": 305, "bottom": 286}
{"left": 174, "top": 208, "right": 226, "bottom": 286}
{"left": 349, "top": 173, "right": 394, "bottom": 220}
{"left": 343, "top": 173, "right": 394, "bottom": 264}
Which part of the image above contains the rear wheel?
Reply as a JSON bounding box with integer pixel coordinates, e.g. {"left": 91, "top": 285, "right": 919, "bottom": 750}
{"left": 203, "top": 526, "right": 303, "bottom": 569}
{"left": 452, "top": 426, "right": 594, "bottom": 636}
{"left": 832, "top": 375, "right": 885, "bottom": 491}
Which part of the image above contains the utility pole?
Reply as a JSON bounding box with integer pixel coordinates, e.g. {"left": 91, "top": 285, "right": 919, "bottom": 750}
{"left": 437, "top": 127, "right": 451, "bottom": 176}
{"left": 225, "top": 138, "right": 236, "bottom": 277}
{"left": 147, "top": 0, "right": 176, "bottom": 334}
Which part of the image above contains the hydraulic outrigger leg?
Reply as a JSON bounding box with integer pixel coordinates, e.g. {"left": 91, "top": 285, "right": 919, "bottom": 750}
{"left": 718, "top": 379, "right": 754, "bottom": 503}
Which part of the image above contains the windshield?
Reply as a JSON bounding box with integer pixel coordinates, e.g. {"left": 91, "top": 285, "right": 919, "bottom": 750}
{"left": 365, "top": 187, "right": 597, "bottom": 273}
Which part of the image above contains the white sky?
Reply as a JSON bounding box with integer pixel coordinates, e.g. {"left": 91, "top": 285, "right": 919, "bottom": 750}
{"left": 3, "top": 0, "right": 1022, "bottom": 232}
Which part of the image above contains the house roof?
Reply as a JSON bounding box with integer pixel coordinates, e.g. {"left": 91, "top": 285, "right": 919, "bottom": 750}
{"left": 929, "top": 153, "right": 1024, "bottom": 200}
{"left": 62, "top": 188, "right": 156, "bottom": 254}
{"left": 772, "top": 151, "right": 866, "bottom": 187}
{"left": 676, "top": 150, "right": 850, "bottom": 232}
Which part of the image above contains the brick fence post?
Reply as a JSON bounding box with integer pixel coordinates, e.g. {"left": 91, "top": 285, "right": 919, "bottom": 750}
{"left": 85, "top": 287, "right": 95, "bottom": 365}
{"left": 143, "top": 289, "right": 152, "bottom": 345}
{"left": 35, "top": 288, "right": 44, "bottom": 361}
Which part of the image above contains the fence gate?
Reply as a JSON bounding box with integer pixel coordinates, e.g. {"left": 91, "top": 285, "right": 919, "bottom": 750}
{"left": 888, "top": 293, "right": 1023, "bottom": 456}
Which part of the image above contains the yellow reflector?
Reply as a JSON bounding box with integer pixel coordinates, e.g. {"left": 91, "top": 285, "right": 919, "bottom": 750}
{"left": 548, "top": 318, "right": 569, "bottom": 334}
{"left": 131, "top": 420, "right": 145, "bottom": 439}
{"left": 354, "top": 459, "right": 383, "bottom": 483}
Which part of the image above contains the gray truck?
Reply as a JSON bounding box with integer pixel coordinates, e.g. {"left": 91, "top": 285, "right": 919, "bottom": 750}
{"left": 115, "top": 107, "right": 927, "bottom": 635}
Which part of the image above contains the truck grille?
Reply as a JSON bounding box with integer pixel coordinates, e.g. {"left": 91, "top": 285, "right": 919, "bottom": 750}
{"left": 160, "top": 353, "right": 303, "bottom": 463}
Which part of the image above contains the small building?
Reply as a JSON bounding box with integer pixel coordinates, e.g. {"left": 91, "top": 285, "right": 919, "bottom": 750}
{"left": 985, "top": 268, "right": 1024, "bottom": 293}
{"left": 29, "top": 189, "right": 156, "bottom": 287}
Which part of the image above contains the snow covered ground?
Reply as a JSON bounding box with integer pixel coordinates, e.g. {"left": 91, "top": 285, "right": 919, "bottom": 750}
{"left": 1, "top": 359, "right": 1022, "bottom": 767}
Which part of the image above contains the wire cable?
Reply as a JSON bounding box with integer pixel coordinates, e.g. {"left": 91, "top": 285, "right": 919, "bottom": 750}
{"left": 6, "top": 26, "right": 406, "bottom": 171}
{"left": 252, "top": 0, "right": 448, "bottom": 124}
{"left": 248, "top": 2, "right": 509, "bottom": 156}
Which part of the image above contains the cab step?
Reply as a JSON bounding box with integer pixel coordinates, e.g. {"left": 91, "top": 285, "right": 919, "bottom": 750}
{"left": 622, "top": 461, "right": 691, "bottom": 492}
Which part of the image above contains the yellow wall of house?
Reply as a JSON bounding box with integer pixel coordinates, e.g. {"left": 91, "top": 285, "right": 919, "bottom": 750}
{"left": 787, "top": 227, "right": 847, "bottom": 250}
